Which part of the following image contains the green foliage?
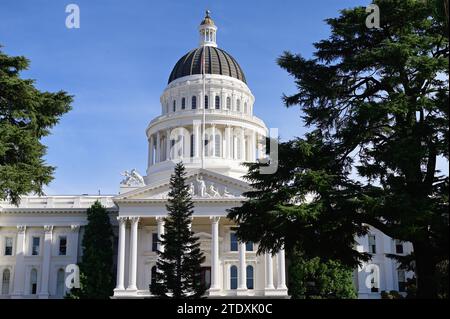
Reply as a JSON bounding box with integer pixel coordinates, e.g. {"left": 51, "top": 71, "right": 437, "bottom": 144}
{"left": 381, "top": 290, "right": 404, "bottom": 299}
{"left": 151, "top": 162, "right": 206, "bottom": 298}
{"left": 289, "top": 253, "right": 357, "bottom": 299}
{"left": 0, "top": 46, "right": 72, "bottom": 205}
{"left": 67, "top": 201, "right": 114, "bottom": 299}
{"left": 228, "top": 0, "right": 448, "bottom": 298}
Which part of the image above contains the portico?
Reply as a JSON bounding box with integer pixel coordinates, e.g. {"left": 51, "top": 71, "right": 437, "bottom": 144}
{"left": 112, "top": 211, "right": 288, "bottom": 298}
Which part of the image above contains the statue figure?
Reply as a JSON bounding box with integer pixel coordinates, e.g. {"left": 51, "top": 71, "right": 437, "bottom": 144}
{"left": 130, "top": 169, "right": 145, "bottom": 185}
{"left": 223, "top": 187, "right": 234, "bottom": 198}
{"left": 196, "top": 175, "right": 206, "bottom": 197}
{"left": 207, "top": 184, "right": 220, "bottom": 198}
{"left": 120, "top": 169, "right": 145, "bottom": 186}
{"left": 188, "top": 182, "right": 195, "bottom": 196}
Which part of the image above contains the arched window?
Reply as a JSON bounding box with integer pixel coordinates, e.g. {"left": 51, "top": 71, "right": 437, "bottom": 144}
{"left": 30, "top": 268, "right": 38, "bottom": 295}
{"left": 173, "top": 100, "right": 176, "bottom": 112}
{"left": 204, "top": 95, "right": 209, "bottom": 109}
{"left": 214, "top": 134, "right": 221, "bottom": 157}
{"left": 226, "top": 97, "right": 231, "bottom": 110}
{"left": 1, "top": 269, "right": 10, "bottom": 295}
{"left": 230, "top": 266, "right": 238, "bottom": 290}
{"left": 236, "top": 99, "right": 241, "bottom": 112}
{"left": 215, "top": 96, "right": 220, "bottom": 109}
{"left": 181, "top": 97, "right": 186, "bottom": 110}
{"left": 204, "top": 134, "right": 211, "bottom": 157}
{"left": 246, "top": 265, "right": 254, "bottom": 290}
{"left": 192, "top": 96, "right": 197, "bottom": 109}
{"left": 56, "top": 269, "right": 65, "bottom": 297}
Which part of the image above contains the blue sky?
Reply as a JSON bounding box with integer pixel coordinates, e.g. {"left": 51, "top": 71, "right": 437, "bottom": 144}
{"left": 6, "top": 0, "right": 443, "bottom": 195}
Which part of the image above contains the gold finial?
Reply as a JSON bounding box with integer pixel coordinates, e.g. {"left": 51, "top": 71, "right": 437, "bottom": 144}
{"left": 201, "top": 9, "right": 215, "bottom": 26}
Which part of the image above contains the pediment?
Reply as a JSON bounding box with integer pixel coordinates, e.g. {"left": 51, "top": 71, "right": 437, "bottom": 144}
{"left": 114, "top": 169, "right": 250, "bottom": 202}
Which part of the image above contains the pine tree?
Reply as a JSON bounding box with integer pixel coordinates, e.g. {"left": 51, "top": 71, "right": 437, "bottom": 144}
{"left": 0, "top": 46, "right": 72, "bottom": 205}
{"left": 67, "top": 201, "right": 114, "bottom": 299}
{"left": 150, "top": 162, "right": 206, "bottom": 299}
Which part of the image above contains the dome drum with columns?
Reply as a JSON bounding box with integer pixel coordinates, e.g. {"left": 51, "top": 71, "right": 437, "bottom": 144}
{"left": 145, "top": 11, "right": 268, "bottom": 183}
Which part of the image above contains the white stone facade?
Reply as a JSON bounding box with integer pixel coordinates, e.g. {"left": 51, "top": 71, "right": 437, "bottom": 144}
{"left": 0, "top": 12, "right": 413, "bottom": 299}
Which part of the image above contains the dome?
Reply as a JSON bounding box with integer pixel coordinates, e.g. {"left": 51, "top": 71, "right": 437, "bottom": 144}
{"left": 168, "top": 46, "right": 247, "bottom": 84}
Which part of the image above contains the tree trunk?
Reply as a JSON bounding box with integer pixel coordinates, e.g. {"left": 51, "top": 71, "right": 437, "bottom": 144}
{"left": 413, "top": 242, "right": 438, "bottom": 298}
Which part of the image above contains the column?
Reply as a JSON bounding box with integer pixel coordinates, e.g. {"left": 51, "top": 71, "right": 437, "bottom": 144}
{"left": 210, "top": 217, "right": 220, "bottom": 292}
{"left": 265, "top": 252, "right": 275, "bottom": 290}
{"left": 211, "top": 125, "right": 216, "bottom": 157}
{"left": 12, "top": 225, "right": 26, "bottom": 298}
{"left": 38, "top": 225, "right": 53, "bottom": 298}
{"left": 127, "top": 217, "right": 140, "bottom": 291}
{"left": 225, "top": 125, "right": 232, "bottom": 159}
{"left": 193, "top": 121, "right": 201, "bottom": 159}
{"left": 156, "top": 131, "right": 161, "bottom": 163}
{"left": 240, "top": 129, "right": 245, "bottom": 161}
{"left": 115, "top": 217, "right": 127, "bottom": 291}
{"left": 166, "top": 129, "right": 171, "bottom": 160}
{"left": 149, "top": 135, "right": 154, "bottom": 165}
{"left": 276, "top": 248, "right": 287, "bottom": 290}
{"left": 237, "top": 242, "right": 247, "bottom": 291}
{"left": 251, "top": 130, "right": 256, "bottom": 162}
{"left": 156, "top": 217, "right": 165, "bottom": 253}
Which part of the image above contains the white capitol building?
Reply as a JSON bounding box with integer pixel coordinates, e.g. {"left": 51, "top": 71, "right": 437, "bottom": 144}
{"left": 0, "top": 12, "right": 413, "bottom": 299}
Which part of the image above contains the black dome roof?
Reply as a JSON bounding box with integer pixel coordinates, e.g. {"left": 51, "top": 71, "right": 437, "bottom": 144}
{"left": 168, "top": 46, "right": 246, "bottom": 84}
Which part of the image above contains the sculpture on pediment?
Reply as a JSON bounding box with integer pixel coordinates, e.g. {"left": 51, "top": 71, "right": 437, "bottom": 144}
{"left": 196, "top": 175, "right": 206, "bottom": 197}
{"left": 120, "top": 169, "right": 145, "bottom": 187}
{"left": 223, "top": 187, "right": 235, "bottom": 198}
{"left": 188, "top": 182, "right": 195, "bottom": 196}
{"left": 207, "top": 184, "right": 220, "bottom": 198}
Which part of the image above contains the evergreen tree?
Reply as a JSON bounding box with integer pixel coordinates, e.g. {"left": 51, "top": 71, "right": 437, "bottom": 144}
{"left": 0, "top": 46, "right": 72, "bottom": 205}
{"left": 228, "top": 0, "right": 448, "bottom": 298}
{"left": 151, "top": 162, "right": 206, "bottom": 298}
{"left": 67, "top": 201, "right": 114, "bottom": 299}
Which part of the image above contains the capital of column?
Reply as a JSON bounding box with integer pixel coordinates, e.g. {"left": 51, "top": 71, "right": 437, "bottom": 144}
{"left": 70, "top": 225, "right": 80, "bottom": 232}
{"left": 17, "top": 225, "right": 27, "bottom": 234}
{"left": 210, "top": 216, "right": 220, "bottom": 224}
{"left": 129, "top": 216, "right": 141, "bottom": 224}
{"left": 43, "top": 225, "right": 53, "bottom": 234}
{"left": 117, "top": 216, "right": 127, "bottom": 225}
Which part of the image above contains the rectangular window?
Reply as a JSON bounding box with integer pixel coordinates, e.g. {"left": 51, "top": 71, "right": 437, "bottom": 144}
{"left": 59, "top": 236, "right": 67, "bottom": 256}
{"left": 4, "top": 237, "right": 13, "bottom": 256}
{"left": 32, "top": 237, "right": 40, "bottom": 256}
{"left": 152, "top": 233, "right": 158, "bottom": 252}
{"left": 181, "top": 97, "right": 186, "bottom": 110}
{"left": 398, "top": 270, "right": 406, "bottom": 292}
{"left": 368, "top": 235, "right": 376, "bottom": 254}
{"left": 230, "top": 232, "right": 238, "bottom": 252}
{"left": 246, "top": 241, "right": 254, "bottom": 252}
{"left": 204, "top": 95, "right": 208, "bottom": 109}
{"left": 395, "top": 239, "right": 404, "bottom": 254}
